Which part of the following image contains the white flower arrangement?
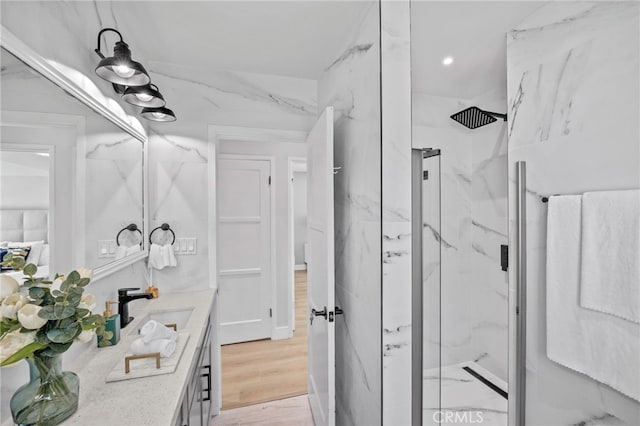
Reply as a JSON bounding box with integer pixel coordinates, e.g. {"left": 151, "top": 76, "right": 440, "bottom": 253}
{"left": 0, "top": 253, "right": 108, "bottom": 366}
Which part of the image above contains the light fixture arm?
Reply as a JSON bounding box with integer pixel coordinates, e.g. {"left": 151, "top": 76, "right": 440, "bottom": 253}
{"left": 95, "top": 28, "right": 124, "bottom": 59}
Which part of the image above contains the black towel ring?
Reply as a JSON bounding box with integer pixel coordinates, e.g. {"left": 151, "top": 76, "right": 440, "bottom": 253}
{"left": 116, "top": 224, "right": 143, "bottom": 246}
{"left": 149, "top": 223, "right": 176, "bottom": 245}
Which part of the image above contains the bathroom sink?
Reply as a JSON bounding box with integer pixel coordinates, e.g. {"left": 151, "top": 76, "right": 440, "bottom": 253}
{"left": 138, "top": 308, "right": 194, "bottom": 332}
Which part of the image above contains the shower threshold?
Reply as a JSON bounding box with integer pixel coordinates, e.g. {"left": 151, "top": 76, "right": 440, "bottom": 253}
{"left": 423, "top": 361, "right": 508, "bottom": 426}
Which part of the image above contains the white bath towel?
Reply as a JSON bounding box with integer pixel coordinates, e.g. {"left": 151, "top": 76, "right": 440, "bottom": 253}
{"left": 580, "top": 189, "right": 640, "bottom": 324}
{"left": 547, "top": 195, "right": 640, "bottom": 402}
{"left": 140, "top": 320, "right": 177, "bottom": 343}
{"left": 148, "top": 243, "right": 177, "bottom": 270}
{"left": 130, "top": 337, "right": 177, "bottom": 358}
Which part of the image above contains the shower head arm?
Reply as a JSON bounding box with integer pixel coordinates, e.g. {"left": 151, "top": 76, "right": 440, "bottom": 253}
{"left": 482, "top": 110, "right": 507, "bottom": 121}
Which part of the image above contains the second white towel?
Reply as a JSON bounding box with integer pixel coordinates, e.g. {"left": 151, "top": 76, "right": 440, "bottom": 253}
{"left": 547, "top": 195, "right": 640, "bottom": 402}
{"left": 580, "top": 189, "right": 640, "bottom": 324}
{"left": 140, "top": 320, "right": 177, "bottom": 343}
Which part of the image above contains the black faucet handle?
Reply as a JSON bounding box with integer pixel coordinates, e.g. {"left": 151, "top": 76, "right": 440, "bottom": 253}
{"left": 118, "top": 287, "right": 141, "bottom": 295}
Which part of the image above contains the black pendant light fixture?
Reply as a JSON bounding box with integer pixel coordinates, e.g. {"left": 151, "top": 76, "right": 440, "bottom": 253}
{"left": 94, "top": 28, "right": 176, "bottom": 123}
{"left": 141, "top": 107, "right": 177, "bottom": 122}
{"left": 122, "top": 84, "right": 165, "bottom": 108}
{"left": 94, "top": 28, "right": 150, "bottom": 87}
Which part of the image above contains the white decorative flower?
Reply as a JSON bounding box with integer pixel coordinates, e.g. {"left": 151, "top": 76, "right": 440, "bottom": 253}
{"left": 0, "top": 330, "right": 35, "bottom": 364}
{"left": 78, "top": 293, "right": 96, "bottom": 312}
{"left": 76, "top": 268, "right": 93, "bottom": 280}
{"left": 50, "top": 276, "right": 65, "bottom": 293}
{"left": 75, "top": 329, "right": 95, "bottom": 343}
{"left": 0, "top": 275, "right": 19, "bottom": 302}
{"left": 1, "top": 293, "right": 28, "bottom": 320}
{"left": 17, "top": 304, "right": 48, "bottom": 330}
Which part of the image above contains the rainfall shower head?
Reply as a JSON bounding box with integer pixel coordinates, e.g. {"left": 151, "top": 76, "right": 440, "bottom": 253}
{"left": 450, "top": 106, "right": 507, "bottom": 129}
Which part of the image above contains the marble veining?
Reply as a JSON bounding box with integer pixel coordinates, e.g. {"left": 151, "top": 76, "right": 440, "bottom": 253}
{"left": 423, "top": 362, "right": 507, "bottom": 426}
{"left": 318, "top": 2, "right": 381, "bottom": 424}
{"left": 151, "top": 68, "right": 316, "bottom": 117}
{"left": 507, "top": 2, "right": 639, "bottom": 424}
{"left": 325, "top": 43, "right": 374, "bottom": 71}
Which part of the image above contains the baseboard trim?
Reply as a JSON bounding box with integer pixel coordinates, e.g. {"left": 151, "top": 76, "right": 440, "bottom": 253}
{"left": 294, "top": 264, "right": 307, "bottom": 271}
{"left": 272, "top": 326, "right": 292, "bottom": 340}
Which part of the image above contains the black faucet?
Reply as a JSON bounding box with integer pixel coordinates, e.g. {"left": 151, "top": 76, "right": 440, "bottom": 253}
{"left": 118, "top": 287, "right": 153, "bottom": 328}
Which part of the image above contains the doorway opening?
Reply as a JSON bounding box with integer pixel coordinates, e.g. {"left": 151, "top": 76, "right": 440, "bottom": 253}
{"left": 210, "top": 128, "right": 312, "bottom": 412}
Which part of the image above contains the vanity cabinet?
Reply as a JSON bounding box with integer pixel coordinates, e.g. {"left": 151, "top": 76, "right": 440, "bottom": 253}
{"left": 176, "top": 314, "right": 213, "bottom": 426}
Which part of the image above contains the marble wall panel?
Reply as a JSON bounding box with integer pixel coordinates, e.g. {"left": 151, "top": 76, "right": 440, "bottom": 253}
{"left": 507, "top": 2, "right": 640, "bottom": 424}
{"left": 318, "top": 2, "right": 382, "bottom": 424}
{"left": 381, "top": 2, "right": 413, "bottom": 424}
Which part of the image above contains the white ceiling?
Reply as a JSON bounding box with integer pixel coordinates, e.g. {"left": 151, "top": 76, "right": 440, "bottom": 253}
{"left": 108, "top": 1, "right": 369, "bottom": 80}
{"left": 107, "top": 1, "right": 544, "bottom": 97}
{"left": 411, "top": 1, "right": 545, "bottom": 98}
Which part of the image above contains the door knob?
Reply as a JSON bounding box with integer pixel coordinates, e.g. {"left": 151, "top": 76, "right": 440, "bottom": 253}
{"left": 310, "top": 307, "right": 327, "bottom": 325}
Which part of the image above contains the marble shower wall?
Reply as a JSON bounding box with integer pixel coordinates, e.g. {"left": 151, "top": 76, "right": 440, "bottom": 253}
{"left": 318, "top": 3, "right": 382, "bottom": 425}
{"left": 468, "top": 89, "right": 509, "bottom": 381}
{"left": 412, "top": 89, "right": 509, "bottom": 381}
{"left": 507, "top": 2, "right": 640, "bottom": 425}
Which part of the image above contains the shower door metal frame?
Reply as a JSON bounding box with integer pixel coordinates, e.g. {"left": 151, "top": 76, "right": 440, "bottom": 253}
{"left": 411, "top": 148, "right": 441, "bottom": 426}
{"left": 515, "top": 161, "right": 527, "bottom": 426}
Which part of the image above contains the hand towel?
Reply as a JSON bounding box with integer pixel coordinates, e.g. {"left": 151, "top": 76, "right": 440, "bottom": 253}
{"left": 115, "top": 244, "right": 141, "bottom": 260}
{"left": 130, "top": 337, "right": 176, "bottom": 358}
{"left": 140, "top": 320, "right": 177, "bottom": 343}
{"left": 547, "top": 195, "right": 640, "bottom": 402}
{"left": 161, "top": 244, "right": 177, "bottom": 268}
{"left": 580, "top": 189, "right": 640, "bottom": 324}
{"left": 148, "top": 243, "right": 177, "bottom": 270}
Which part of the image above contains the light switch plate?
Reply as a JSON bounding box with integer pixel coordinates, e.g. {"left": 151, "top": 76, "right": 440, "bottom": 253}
{"left": 98, "top": 240, "right": 116, "bottom": 258}
{"left": 174, "top": 237, "right": 197, "bottom": 255}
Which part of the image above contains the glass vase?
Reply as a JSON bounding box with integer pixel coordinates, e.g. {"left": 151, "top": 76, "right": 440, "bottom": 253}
{"left": 10, "top": 353, "right": 79, "bottom": 426}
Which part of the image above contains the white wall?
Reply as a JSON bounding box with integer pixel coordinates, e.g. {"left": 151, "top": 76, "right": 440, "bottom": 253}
{"left": 292, "top": 171, "right": 307, "bottom": 266}
{"left": 0, "top": 152, "right": 49, "bottom": 210}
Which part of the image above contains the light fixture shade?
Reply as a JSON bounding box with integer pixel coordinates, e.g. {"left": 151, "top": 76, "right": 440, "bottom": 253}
{"left": 122, "top": 84, "right": 166, "bottom": 107}
{"left": 95, "top": 41, "right": 150, "bottom": 86}
{"left": 141, "top": 106, "right": 176, "bottom": 122}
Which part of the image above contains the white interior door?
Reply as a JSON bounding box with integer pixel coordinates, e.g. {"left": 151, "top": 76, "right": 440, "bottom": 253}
{"left": 307, "top": 107, "right": 335, "bottom": 426}
{"left": 218, "top": 157, "right": 271, "bottom": 345}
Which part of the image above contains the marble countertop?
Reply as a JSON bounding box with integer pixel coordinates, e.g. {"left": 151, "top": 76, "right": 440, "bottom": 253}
{"left": 5, "top": 289, "right": 216, "bottom": 426}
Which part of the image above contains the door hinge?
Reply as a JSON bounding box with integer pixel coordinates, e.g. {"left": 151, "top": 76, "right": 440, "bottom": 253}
{"left": 268, "top": 176, "right": 271, "bottom": 185}
{"left": 423, "top": 170, "right": 429, "bottom": 180}
{"left": 269, "top": 308, "right": 272, "bottom": 318}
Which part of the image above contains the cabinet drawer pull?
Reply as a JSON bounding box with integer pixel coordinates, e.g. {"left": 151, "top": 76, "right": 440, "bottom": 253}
{"left": 201, "top": 364, "right": 211, "bottom": 401}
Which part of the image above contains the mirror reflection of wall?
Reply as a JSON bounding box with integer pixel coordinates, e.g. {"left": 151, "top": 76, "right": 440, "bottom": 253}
{"left": 0, "top": 150, "right": 51, "bottom": 277}
{"left": 0, "top": 47, "right": 144, "bottom": 276}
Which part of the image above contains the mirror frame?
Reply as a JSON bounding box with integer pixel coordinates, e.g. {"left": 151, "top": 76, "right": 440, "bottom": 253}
{"left": 1, "top": 25, "right": 149, "bottom": 282}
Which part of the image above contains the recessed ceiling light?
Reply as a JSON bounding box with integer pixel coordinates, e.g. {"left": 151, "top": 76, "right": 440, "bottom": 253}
{"left": 36, "top": 152, "right": 50, "bottom": 157}
{"left": 442, "top": 56, "right": 454, "bottom": 66}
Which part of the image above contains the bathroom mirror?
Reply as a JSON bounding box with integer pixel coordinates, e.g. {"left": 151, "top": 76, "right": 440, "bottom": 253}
{"left": 0, "top": 27, "right": 148, "bottom": 281}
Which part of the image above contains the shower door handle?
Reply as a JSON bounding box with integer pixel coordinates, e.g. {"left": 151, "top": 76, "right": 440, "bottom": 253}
{"left": 310, "top": 307, "right": 327, "bottom": 325}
